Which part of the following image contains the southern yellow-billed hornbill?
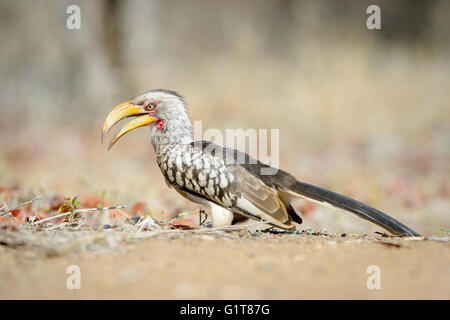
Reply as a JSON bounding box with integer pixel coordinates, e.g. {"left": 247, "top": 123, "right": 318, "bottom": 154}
{"left": 102, "top": 89, "right": 419, "bottom": 236}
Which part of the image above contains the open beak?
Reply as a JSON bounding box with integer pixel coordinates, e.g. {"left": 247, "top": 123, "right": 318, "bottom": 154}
{"left": 102, "top": 101, "right": 157, "bottom": 150}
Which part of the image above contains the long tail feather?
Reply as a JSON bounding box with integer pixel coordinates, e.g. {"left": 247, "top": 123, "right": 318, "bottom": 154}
{"left": 288, "top": 180, "right": 420, "bottom": 236}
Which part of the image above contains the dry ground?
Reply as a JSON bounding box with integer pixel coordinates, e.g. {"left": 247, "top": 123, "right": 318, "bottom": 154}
{"left": 0, "top": 225, "right": 449, "bottom": 300}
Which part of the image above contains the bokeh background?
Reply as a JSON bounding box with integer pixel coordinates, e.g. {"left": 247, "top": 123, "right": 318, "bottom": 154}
{"left": 0, "top": 0, "right": 449, "bottom": 235}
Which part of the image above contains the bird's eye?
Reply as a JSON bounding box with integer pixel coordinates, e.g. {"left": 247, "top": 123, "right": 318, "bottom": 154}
{"left": 146, "top": 103, "right": 156, "bottom": 110}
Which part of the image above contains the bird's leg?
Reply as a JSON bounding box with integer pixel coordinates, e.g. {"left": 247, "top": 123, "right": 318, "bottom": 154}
{"left": 208, "top": 201, "right": 234, "bottom": 227}
{"left": 198, "top": 208, "right": 207, "bottom": 226}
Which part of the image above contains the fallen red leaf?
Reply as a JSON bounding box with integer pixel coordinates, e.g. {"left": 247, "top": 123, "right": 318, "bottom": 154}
{"left": 166, "top": 218, "right": 198, "bottom": 229}
{"left": 131, "top": 202, "right": 146, "bottom": 216}
{"left": 10, "top": 209, "right": 22, "bottom": 217}
{"left": 81, "top": 195, "right": 102, "bottom": 209}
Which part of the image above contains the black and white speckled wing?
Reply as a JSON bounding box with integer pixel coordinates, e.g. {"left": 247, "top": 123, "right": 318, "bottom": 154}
{"left": 156, "top": 143, "right": 238, "bottom": 208}
{"left": 155, "top": 142, "right": 294, "bottom": 229}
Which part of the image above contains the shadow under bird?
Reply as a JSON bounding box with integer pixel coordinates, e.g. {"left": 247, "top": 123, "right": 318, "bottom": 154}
{"left": 102, "top": 89, "right": 420, "bottom": 236}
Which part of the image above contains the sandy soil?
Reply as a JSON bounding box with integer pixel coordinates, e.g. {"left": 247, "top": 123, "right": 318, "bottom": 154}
{"left": 1, "top": 229, "right": 448, "bottom": 300}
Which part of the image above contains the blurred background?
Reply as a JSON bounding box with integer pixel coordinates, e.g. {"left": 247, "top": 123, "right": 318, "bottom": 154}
{"left": 0, "top": 0, "right": 449, "bottom": 235}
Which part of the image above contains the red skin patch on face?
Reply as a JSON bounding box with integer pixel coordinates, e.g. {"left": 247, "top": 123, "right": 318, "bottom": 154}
{"left": 156, "top": 119, "right": 165, "bottom": 131}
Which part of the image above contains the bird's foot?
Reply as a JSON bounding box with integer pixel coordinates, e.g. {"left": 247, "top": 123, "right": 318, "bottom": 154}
{"left": 200, "top": 221, "right": 213, "bottom": 228}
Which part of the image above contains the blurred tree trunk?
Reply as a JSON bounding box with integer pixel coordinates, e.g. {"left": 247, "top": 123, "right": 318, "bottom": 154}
{"left": 103, "top": 0, "right": 122, "bottom": 68}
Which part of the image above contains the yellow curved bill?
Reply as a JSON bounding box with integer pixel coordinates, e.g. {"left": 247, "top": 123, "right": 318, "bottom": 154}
{"left": 108, "top": 115, "right": 157, "bottom": 150}
{"left": 102, "top": 102, "right": 143, "bottom": 142}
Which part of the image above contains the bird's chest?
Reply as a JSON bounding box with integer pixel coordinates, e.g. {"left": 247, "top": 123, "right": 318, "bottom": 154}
{"left": 155, "top": 144, "right": 236, "bottom": 207}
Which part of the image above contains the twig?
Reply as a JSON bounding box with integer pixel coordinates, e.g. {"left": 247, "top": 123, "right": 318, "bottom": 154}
{"left": 0, "top": 196, "right": 43, "bottom": 217}
{"left": 46, "top": 222, "right": 69, "bottom": 230}
{"left": 75, "top": 206, "right": 125, "bottom": 213}
{"left": 32, "top": 205, "right": 126, "bottom": 225}
{"left": 32, "top": 211, "right": 71, "bottom": 225}
{"left": 135, "top": 216, "right": 162, "bottom": 232}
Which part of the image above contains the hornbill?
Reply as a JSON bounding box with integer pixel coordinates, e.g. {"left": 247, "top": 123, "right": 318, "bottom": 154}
{"left": 102, "top": 89, "right": 420, "bottom": 236}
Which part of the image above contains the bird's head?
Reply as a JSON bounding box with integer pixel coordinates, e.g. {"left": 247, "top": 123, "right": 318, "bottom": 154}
{"left": 102, "top": 89, "right": 193, "bottom": 150}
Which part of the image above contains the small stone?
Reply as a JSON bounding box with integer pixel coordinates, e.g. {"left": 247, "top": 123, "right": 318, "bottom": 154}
{"left": 341, "top": 233, "right": 347, "bottom": 237}
{"left": 130, "top": 216, "right": 141, "bottom": 224}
